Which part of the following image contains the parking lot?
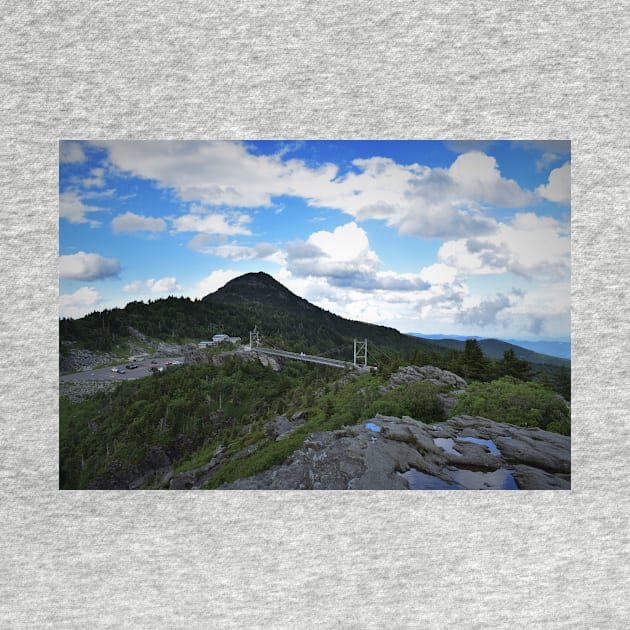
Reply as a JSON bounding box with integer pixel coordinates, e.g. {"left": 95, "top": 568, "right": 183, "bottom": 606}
{"left": 60, "top": 357, "right": 185, "bottom": 383}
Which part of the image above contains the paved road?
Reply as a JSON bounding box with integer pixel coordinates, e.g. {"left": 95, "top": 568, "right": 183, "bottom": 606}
{"left": 60, "top": 357, "right": 185, "bottom": 383}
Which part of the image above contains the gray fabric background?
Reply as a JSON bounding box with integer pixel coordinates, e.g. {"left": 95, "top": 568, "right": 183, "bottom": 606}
{"left": 1, "top": 1, "right": 628, "bottom": 627}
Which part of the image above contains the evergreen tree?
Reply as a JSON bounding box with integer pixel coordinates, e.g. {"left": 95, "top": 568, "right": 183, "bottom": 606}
{"left": 496, "top": 349, "right": 534, "bottom": 381}
{"left": 461, "top": 339, "right": 491, "bottom": 382}
{"left": 553, "top": 365, "right": 571, "bottom": 401}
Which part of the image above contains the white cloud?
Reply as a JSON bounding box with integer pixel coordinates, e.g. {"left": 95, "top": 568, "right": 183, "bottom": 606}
{"left": 298, "top": 153, "right": 526, "bottom": 239}
{"left": 419, "top": 263, "right": 459, "bottom": 285}
{"left": 189, "top": 238, "right": 279, "bottom": 262}
{"left": 83, "top": 188, "right": 116, "bottom": 199}
{"left": 59, "top": 287, "right": 100, "bottom": 319}
{"left": 274, "top": 265, "right": 450, "bottom": 334}
{"left": 59, "top": 190, "right": 105, "bottom": 226}
{"left": 59, "top": 251, "right": 120, "bottom": 281}
{"left": 535, "top": 152, "right": 561, "bottom": 172}
{"left": 506, "top": 281, "right": 570, "bottom": 337}
{"left": 456, "top": 293, "right": 513, "bottom": 327}
{"left": 448, "top": 152, "right": 533, "bottom": 207}
{"left": 123, "top": 280, "right": 143, "bottom": 294}
{"left": 96, "top": 140, "right": 336, "bottom": 208}
{"left": 437, "top": 213, "right": 570, "bottom": 280}
{"left": 82, "top": 167, "right": 105, "bottom": 188}
{"left": 93, "top": 141, "right": 535, "bottom": 240}
{"left": 285, "top": 222, "right": 382, "bottom": 285}
{"left": 536, "top": 162, "right": 570, "bottom": 205}
{"left": 146, "top": 277, "right": 182, "bottom": 294}
{"left": 60, "top": 142, "right": 86, "bottom": 163}
{"left": 171, "top": 211, "right": 251, "bottom": 236}
{"left": 112, "top": 212, "right": 167, "bottom": 233}
{"left": 191, "top": 269, "right": 244, "bottom": 299}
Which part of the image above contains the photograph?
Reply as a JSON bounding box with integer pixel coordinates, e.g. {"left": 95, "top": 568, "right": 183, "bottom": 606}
{"left": 59, "top": 140, "right": 571, "bottom": 490}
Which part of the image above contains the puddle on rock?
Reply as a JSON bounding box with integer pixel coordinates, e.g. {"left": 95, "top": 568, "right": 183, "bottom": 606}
{"left": 447, "top": 467, "right": 518, "bottom": 490}
{"left": 456, "top": 436, "right": 501, "bottom": 456}
{"left": 433, "top": 437, "right": 463, "bottom": 457}
{"left": 365, "top": 422, "right": 382, "bottom": 433}
{"left": 400, "top": 468, "right": 464, "bottom": 490}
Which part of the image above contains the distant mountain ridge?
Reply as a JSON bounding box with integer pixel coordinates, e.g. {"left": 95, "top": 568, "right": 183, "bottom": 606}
{"left": 408, "top": 333, "right": 570, "bottom": 366}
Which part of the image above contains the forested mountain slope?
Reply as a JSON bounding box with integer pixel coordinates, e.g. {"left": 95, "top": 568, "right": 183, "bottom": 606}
{"left": 60, "top": 272, "right": 446, "bottom": 364}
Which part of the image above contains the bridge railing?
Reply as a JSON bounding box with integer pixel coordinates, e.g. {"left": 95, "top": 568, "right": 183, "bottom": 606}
{"left": 253, "top": 347, "right": 375, "bottom": 370}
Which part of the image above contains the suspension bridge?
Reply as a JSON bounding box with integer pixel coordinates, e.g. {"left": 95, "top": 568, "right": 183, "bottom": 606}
{"left": 247, "top": 328, "right": 378, "bottom": 371}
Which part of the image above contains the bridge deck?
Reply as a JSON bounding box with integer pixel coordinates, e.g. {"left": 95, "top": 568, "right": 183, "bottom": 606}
{"left": 252, "top": 347, "right": 375, "bottom": 370}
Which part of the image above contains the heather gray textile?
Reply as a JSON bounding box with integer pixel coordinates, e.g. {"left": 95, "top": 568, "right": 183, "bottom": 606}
{"left": 1, "top": 2, "right": 628, "bottom": 628}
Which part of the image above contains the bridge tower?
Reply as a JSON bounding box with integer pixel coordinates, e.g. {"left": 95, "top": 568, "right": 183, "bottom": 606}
{"left": 353, "top": 338, "right": 368, "bottom": 367}
{"left": 249, "top": 326, "right": 261, "bottom": 349}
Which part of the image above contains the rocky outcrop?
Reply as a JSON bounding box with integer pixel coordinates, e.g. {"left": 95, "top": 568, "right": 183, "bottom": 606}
{"left": 59, "top": 346, "right": 119, "bottom": 373}
{"left": 264, "top": 411, "right": 307, "bottom": 440}
{"left": 184, "top": 348, "right": 282, "bottom": 371}
{"left": 387, "top": 365, "right": 468, "bottom": 390}
{"left": 220, "top": 414, "right": 570, "bottom": 490}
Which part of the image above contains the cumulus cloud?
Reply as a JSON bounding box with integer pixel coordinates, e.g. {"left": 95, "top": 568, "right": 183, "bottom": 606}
{"left": 437, "top": 213, "right": 570, "bottom": 280}
{"left": 535, "top": 152, "right": 562, "bottom": 172}
{"left": 285, "top": 222, "right": 381, "bottom": 283}
{"left": 59, "top": 287, "right": 100, "bottom": 319}
{"left": 301, "top": 153, "right": 529, "bottom": 239}
{"left": 171, "top": 211, "right": 252, "bottom": 236}
{"left": 82, "top": 167, "right": 105, "bottom": 188}
{"left": 146, "top": 277, "right": 182, "bottom": 294}
{"left": 96, "top": 140, "right": 337, "bottom": 208}
{"left": 282, "top": 222, "right": 435, "bottom": 294}
{"left": 419, "top": 263, "right": 459, "bottom": 286}
{"left": 456, "top": 293, "right": 513, "bottom": 327}
{"left": 448, "top": 151, "right": 533, "bottom": 207}
{"left": 60, "top": 142, "right": 86, "bottom": 163}
{"left": 59, "top": 190, "right": 105, "bottom": 226}
{"left": 189, "top": 238, "right": 279, "bottom": 261}
{"left": 93, "top": 141, "right": 536, "bottom": 241}
{"left": 123, "top": 280, "right": 143, "bottom": 294}
{"left": 503, "top": 281, "right": 570, "bottom": 338}
{"left": 191, "top": 269, "right": 244, "bottom": 299}
{"left": 59, "top": 251, "right": 120, "bottom": 281}
{"left": 536, "top": 162, "right": 570, "bottom": 205}
{"left": 112, "top": 212, "right": 167, "bottom": 233}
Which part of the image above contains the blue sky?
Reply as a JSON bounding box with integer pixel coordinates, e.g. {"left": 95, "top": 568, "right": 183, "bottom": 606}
{"left": 59, "top": 140, "right": 570, "bottom": 341}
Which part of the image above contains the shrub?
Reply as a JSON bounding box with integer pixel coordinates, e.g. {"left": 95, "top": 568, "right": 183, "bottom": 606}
{"left": 449, "top": 376, "right": 570, "bottom": 435}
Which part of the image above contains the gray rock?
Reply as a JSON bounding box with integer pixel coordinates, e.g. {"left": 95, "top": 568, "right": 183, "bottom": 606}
{"left": 388, "top": 365, "right": 468, "bottom": 390}
{"left": 512, "top": 465, "right": 571, "bottom": 490}
{"left": 264, "top": 412, "right": 307, "bottom": 440}
{"left": 220, "top": 414, "right": 570, "bottom": 491}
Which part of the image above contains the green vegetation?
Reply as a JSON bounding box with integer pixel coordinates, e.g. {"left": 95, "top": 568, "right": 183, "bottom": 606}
{"left": 59, "top": 273, "right": 446, "bottom": 364}
{"left": 59, "top": 355, "right": 451, "bottom": 489}
{"left": 59, "top": 272, "right": 571, "bottom": 489}
{"left": 60, "top": 358, "right": 352, "bottom": 489}
{"left": 449, "top": 376, "right": 570, "bottom": 435}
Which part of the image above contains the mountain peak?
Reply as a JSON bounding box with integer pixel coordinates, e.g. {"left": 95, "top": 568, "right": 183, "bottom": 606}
{"left": 204, "top": 272, "right": 312, "bottom": 309}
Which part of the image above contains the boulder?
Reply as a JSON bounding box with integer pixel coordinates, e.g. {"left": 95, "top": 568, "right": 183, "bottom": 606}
{"left": 388, "top": 365, "right": 468, "bottom": 390}
{"left": 220, "top": 414, "right": 570, "bottom": 491}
